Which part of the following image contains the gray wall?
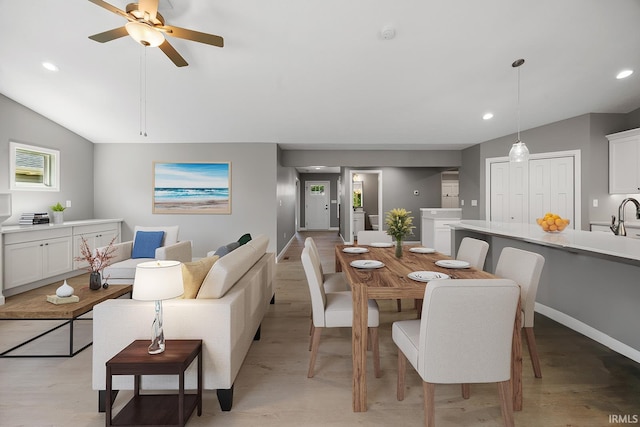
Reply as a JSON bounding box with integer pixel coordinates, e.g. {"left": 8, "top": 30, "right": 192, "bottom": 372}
{"left": 282, "top": 149, "right": 461, "bottom": 168}
{"left": 299, "top": 173, "right": 340, "bottom": 229}
{"left": 460, "top": 112, "right": 640, "bottom": 230}
{"left": 93, "top": 143, "right": 278, "bottom": 257}
{"left": 0, "top": 94, "right": 95, "bottom": 224}
{"left": 277, "top": 147, "right": 298, "bottom": 254}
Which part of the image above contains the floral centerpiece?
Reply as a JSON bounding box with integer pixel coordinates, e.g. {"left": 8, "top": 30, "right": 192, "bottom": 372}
{"left": 74, "top": 236, "right": 117, "bottom": 290}
{"left": 385, "top": 208, "right": 415, "bottom": 257}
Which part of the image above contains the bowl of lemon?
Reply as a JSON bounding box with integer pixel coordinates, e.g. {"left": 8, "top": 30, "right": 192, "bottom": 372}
{"left": 536, "top": 213, "right": 570, "bottom": 232}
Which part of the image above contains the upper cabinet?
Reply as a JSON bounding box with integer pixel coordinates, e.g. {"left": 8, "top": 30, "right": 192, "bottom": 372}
{"left": 608, "top": 128, "right": 640, "bottom": 194}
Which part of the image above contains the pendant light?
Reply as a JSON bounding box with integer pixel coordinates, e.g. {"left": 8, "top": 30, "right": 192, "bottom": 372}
{"left": 509, "top": 58, "right": 529, "bottom": 162}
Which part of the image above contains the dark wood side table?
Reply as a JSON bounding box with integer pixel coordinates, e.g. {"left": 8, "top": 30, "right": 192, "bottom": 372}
{"left": 106, "top": 339, "right": 203, "bottom": 427}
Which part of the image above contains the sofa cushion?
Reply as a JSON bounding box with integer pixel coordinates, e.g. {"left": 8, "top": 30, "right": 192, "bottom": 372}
{"left": 214, "top": 241, "right": 240, "bottom": 258}
{"left": 197, "top": 244, "right": 257, "bottom": 299}
{"left": 180, "top": 256, "right": 219, "bottom": 299}
{"left": 246, "top": 234, "right": 268, "bottom": 256}
{"left": 238, "top": 233, "right": 252, "bottom": 246}
{"left": 132, "top": 231, "right": 165, "bottom": 259}
{"left": 134, "top": 225, "right": 179, "bottom": 246}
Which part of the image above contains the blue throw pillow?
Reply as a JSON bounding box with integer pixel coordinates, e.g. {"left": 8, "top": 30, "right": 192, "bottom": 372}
{"left": 132, "top": 231, "right": 165, "bottom": 259}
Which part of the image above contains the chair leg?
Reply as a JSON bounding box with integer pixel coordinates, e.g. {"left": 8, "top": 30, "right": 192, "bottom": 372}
{"left": 397, "top": 349, "right": 407, "bottom": 401}
{"left": 423, "top": 382, "right": 436, "bottom": 427}
{"left": 497, "top": 380, "right": 515, "bottom": 427}
{"left": 461, "top": 383, "right": 470, "bottom": 399}
{"left": 524, "top": 326, "right": 542, "bottom": 378}
{"left": 396, "top": 298, "right": 402, "bottom": 312}
{"left": 308, "top": 322, "right": 316, "bottom": 351}
{"left": 369, "top": 327, "right": 381, "bottom": 378}
{"left": 307, "top": 327, "right": 322, "bottom": 378}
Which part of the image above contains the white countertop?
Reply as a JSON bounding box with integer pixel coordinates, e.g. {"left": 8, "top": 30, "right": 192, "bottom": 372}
{"left": 453, "top": 220, "right": 640, "bottom": 263}
{"left": 1, "top": 218, "right": 123, "bottom": 234}
{"left": 420, "top": 208, "right": 462, "bottom": 219}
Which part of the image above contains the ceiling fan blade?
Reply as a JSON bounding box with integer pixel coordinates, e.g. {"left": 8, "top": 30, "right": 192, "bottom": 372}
{"left": 162, "top": 25, "right": 224, "bottom": 47}
{"left": 89, "top": 26, "right": 129, "bottom": 43}
{"left": 87, "top": 0, "right": 131, "bottom": 21}
{"left": 139, "top": 0, "right": 159, "bottom": 21}
{"left": 158, "top": 39, "right": 188, "bottom": 67}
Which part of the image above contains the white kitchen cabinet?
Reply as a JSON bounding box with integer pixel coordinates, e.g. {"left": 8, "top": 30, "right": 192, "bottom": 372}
{"left": 608, "top": 128, "right": 640, "bottom": 194}
{"left": 4, "top": 228, "right": 73, "bottom": 289}
{"left": 73, "top": 222, "right": 120, "bottom": 270}
{"left": 421, "top": 208, "right": 461, "bottom": 256}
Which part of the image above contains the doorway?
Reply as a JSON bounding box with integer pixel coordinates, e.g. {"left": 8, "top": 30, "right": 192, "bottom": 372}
{"left": 349, "top": 170, "right": 383, "bottom": 243}
{"left": 305, "top": 181, "right": 330, "bottom": 229}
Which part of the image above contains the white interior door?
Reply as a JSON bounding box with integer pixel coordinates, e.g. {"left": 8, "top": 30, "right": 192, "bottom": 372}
{"left": 305, "top": 181, "right": 330, "bottom": 229}
{"left": 490, "top": 162, "right": 510, "bottom": 221}
{"left": 509, "top": 161, "right": 529, "bottom": 222}
{"left": 529, "top": 157, "right": 574, "bottom": 227}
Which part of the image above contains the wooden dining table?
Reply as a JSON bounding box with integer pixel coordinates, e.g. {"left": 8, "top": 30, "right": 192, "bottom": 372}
{"left": 335, "top": 244, "right": 522, "bottom": 413}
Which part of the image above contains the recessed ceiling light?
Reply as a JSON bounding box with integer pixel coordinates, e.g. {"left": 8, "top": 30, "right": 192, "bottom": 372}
{"left": 616, "top": 69, "right": 633, "bottom": 79}
{"left": 42, "top": 62, "right": 59, "bottom": 72}
{"left": 483, "top": 113, "right": 494, "bottom": 120}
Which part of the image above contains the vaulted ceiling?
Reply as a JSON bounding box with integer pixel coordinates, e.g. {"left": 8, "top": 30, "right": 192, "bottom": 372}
{"left": 1, "top": 0, "right": 640, "bottom": 150}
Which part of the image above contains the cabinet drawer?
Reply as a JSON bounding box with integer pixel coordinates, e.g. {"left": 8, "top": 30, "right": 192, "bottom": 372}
{"left": 73, "top": 223, "right": 119, "bottom": 235}
{"left": 4, "top": 227, "right": 72, "bottom": 245}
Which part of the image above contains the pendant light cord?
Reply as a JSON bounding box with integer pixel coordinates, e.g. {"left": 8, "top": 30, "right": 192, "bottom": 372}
{"left": 517, "top": 64, "right": 521, "bottom": 142}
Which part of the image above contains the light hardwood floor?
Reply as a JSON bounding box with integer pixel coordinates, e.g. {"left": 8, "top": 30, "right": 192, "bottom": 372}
{"left": 0, "top": 230, "right": 638, "bottom": 426}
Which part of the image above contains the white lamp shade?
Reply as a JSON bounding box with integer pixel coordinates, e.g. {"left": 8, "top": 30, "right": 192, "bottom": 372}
{"left": 133, "top": 260, "right": 184, "bottom": 301}
{"left": 509, "top": 140, "right": 530, "bottom": 162}
{"left": 125, "top": 21, "right": 165, "bottom": 47}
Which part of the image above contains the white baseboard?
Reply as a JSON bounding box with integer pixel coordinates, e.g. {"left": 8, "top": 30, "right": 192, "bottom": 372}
{"left": 276, "top": 234, "right": 296, "bottom": 263}
{"left": 535, "top": 302, "right": 640, "bottom": 363}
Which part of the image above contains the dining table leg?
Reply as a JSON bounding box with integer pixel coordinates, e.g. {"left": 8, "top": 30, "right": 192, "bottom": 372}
{"left": 352, "top": 281, "right": 368, "bottom": 412}
{"left": 512, "top": 299, "right": 523, "bottom": 411}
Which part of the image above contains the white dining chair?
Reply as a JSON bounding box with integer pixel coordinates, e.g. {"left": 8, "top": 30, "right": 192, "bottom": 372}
{"left": 302, "top": 247, "right": 381, "bottom": 378}
{"left": 305, "top": 237, "right": 349, "bottom": 293}
{"left": 456, "top": 237, "right": 489, "bottom": 270}
{"left": 356, "top": 230, "right": 392, "bottom": 245}
{"left": 495, "top": 247, "right": 545, "bottom": 378}
{"left": 393, "top": 279, "right": 520, "bottom": 427}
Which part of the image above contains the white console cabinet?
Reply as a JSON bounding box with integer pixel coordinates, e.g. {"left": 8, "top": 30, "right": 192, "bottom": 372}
{"left": 1, "top": 219, "right": 122, "bottom": 301}
{"left": 420, "top": 208, "right": 462, "bottom": 256}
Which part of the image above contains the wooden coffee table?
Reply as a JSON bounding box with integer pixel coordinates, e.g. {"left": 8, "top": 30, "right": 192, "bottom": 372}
{"left": 0, "top": 274, "right": 132, "bottom": 357}
{"left": 106, "top": 339, "right": 203, "bottom": 427}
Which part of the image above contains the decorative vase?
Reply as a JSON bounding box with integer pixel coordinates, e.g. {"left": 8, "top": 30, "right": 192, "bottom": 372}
{"left": 52, "top": 211, "right": 64, "bottom": 224}
{"left": 395, "top": 238, "right": 403, "bottom": 258}
{"left": 56, "top": 280, "right": 74, "bottom": 297}
{"left": 89, "top": 272, "right": 101, "bottom": 290}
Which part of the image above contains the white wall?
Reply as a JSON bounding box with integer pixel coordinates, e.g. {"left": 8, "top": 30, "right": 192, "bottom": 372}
{"left": 93, "top": 143, "right": 278, "bottom": 257}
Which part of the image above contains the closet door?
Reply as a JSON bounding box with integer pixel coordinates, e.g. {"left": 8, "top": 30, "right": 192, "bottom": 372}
{"left": 490, "top": 162, "right": 509, "bottom": 221}
{"left": 529, "top": 157, "right": 574, "bottom": 227}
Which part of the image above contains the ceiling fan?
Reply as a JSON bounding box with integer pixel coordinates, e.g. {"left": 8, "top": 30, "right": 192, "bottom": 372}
{"left": 87, "top": 0, "right": 224, "bottom": 67}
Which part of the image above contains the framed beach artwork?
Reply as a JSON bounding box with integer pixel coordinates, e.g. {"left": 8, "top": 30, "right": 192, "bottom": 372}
{"left": 153, "top": 162, "right": 231, "bottom": 214}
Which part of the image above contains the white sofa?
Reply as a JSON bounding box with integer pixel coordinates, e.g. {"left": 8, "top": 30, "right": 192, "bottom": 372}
{"left": 92, "top": 234, "right": 274, "bottom": 412}
{"left": 101, "top": 225, "right": 192, "bottom": 285}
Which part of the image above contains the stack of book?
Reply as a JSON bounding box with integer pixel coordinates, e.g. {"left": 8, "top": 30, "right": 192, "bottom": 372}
{"left": 19, "top": 212, "right": 50, "bottom": 225}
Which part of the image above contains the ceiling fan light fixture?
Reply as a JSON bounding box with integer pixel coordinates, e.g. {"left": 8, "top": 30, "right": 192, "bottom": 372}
{"left": 125, "top": 21, "right": 164, "bottom": 47}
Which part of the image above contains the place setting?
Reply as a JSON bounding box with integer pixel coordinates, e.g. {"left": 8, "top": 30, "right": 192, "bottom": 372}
{"left": 407, "top": 271, "right": 450, "bottom": 282}
{"left": 434, "top": 259, "right": 471, "bottom": 269}
{"left": 350, "top": 259, "right": 385, "bottom": 269}
{"left": 342, "top": 247, "right": 369, "bottom": 254}
{"left": 408, "top": 246, "right": 436, "bottom": 254}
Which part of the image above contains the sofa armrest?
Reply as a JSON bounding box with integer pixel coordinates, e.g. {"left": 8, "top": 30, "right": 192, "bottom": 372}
{"left": 99, "top": 240, "right": 133, "bottom": 264}
{"left": 156, "top": 240, "right": 192, "bottom": 262}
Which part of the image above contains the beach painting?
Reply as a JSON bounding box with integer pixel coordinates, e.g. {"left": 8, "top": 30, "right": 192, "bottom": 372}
{"left": 153, "top": 162, "right": 231, "bottom": 214}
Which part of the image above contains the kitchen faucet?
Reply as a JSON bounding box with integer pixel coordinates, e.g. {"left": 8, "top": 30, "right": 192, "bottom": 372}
{"left": 610, "top": 197, "right": 640, "bottom": 236}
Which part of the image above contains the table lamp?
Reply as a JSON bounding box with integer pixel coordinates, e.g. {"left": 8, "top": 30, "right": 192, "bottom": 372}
{"left": 132, "top": 260, "right": 184, "bottom": 354}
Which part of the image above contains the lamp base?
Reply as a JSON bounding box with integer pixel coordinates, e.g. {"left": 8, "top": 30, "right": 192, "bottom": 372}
{"left": 148, "top": 300, "right": 165, "bottom": 355}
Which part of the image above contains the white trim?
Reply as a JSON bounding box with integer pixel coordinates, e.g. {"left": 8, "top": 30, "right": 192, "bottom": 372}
{"left": 535, "top": 302, "right": 640, "bottom": 364}
{"left": 485, "top": 149, "right": 582, "bottom": 227}
{"left": 348, "top": 169, "right": 383, "bottom": 245}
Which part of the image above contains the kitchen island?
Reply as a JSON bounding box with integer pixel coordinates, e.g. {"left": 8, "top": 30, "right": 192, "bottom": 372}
{"left": 451, "top": 220, "right": 640, "bottom": 363}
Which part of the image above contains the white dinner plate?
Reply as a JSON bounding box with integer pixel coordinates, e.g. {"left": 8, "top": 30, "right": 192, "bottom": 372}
{"left": 350, "top": 260, "right": 385, "bottom": 269}
{"left": 407, "top": 271, "right": 450, "bottom": 282}
{"left": 435, "top": 259, "right": 471, "bottom": 269}
{"left": 343, "top": 247, "right": 369, "bottom": 254}
{"left": 369, "top": 242, "right": 393, "bottom": 248}
{"left": 409, "top": 247, "right": 436, "bottom": 254}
